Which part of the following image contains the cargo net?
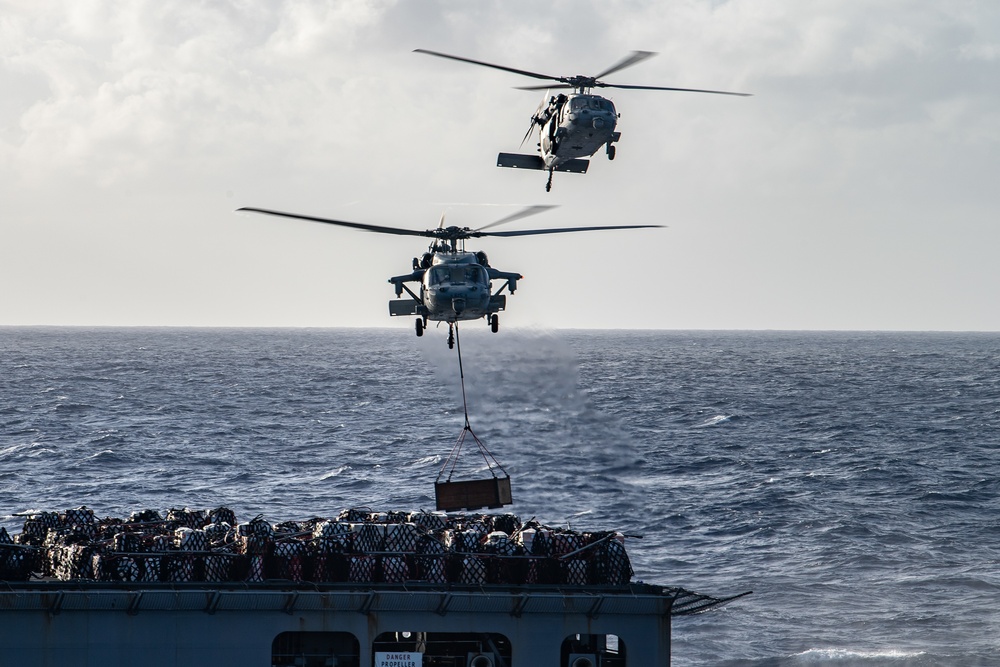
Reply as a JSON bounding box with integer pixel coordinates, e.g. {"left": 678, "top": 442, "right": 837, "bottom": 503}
{"left": 1, "top": 506, "right": 634, "bottom": 588}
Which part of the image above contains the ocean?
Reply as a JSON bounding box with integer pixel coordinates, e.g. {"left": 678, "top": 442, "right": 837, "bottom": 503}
{"left": 2, "top": 327, "right": 998, "bottom": 666}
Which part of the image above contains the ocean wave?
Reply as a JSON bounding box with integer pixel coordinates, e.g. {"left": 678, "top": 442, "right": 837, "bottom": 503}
{"left": 793, "top": 647, "right": 927, "bottom": 663}
{"left": 83, "top": 449, "right": 118, "bottom": 461}
{"left": 410, "top": 455, "right": 442, "bottom": 467}
{"left": 694, "top": 414, "right": 734, "bottom": 428}
{"left": 0, "top": 444, "right": 31, "bottom": 459}
{"left": 319, "top": 466, "right": 352, "bottom": 480}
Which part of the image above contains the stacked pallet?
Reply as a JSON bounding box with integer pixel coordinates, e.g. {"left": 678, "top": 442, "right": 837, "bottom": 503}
{"left": 1, "top": 506, "right": 633, "bottom": 586}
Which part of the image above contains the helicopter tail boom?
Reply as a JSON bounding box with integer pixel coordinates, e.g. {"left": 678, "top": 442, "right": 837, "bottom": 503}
{"left": 497, "top": 153, "right": 590, "bottom": 174}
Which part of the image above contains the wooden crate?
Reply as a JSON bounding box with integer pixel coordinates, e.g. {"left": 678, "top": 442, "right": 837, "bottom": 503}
{"left": 435, "top": 476, "right": 513, "bottom": 512}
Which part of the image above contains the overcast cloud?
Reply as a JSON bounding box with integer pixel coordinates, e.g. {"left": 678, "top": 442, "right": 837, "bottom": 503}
{"left": 2, "top": 1, "right": 998, "bottom": 330}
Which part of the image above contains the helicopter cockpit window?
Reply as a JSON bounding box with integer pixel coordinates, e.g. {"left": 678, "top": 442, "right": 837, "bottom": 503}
{"left": 429, "top": 267, "right": 449, "bottom": 285}
{"left": 590, "top": 98, "right": 602, "bottom": 110}
{"left": 448, "top": 266, "right": 485, "bottom": 284}
{"left": 572, "top": 98, "right": 587, "bottom": 111}
{"left": 429, "top": 266, "right": 487, "bottom": 285}
{"left": 463, "top": 266, "right": 487, "bottom": 284}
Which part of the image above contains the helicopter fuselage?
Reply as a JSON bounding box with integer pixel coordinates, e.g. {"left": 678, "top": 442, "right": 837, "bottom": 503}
{"left": 539, "top": 94, "right": 620, "bottom": 167}
{"left": 389, "top": 250, "right": 521, "bottom": 326}
{"left": 422, "top": 253, "right": 493, "bottom": 322}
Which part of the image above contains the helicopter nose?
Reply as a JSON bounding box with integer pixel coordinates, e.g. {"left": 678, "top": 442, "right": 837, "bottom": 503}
{"left": 452, "top": 298, "right": 466, "bottom": 314}
{"left": 593, "top": 117, "right": 605, "bottom": 130}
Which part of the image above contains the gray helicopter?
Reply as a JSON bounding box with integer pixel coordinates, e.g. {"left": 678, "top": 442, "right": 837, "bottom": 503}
{"left": 239, "top": 206, "right": 661, "bottom": 347}
{"left": 415, "top": 49, "right": 750, "bottom": 191}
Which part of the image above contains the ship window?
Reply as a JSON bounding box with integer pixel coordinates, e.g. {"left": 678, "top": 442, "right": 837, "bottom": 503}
{"left": 373, "top": 631, "right": 511, "bottom": 666}
{"left": 272, "top": 632, "right": 360, "bottom": 667}
{"left": 562, "top": 634, "right": 625, "bottom": 667}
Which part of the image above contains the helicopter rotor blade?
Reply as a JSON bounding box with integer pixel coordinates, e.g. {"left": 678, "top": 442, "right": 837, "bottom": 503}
{"left": 479, "top": 224, "right": 664, "bottom": 238}
{"left": 516, "top": 83, "right": 574, "bottom": 91}
{"left": 602, "top": 83, "right": 751, "bottom": 96}
{"left": 237, "top": 207, "right": 434, "bottom": 238}
{"left": 414, "top": 49, "right": 558, "bottom": 82}
{"left": 592, "top": 50, "right": 657, "bottom": 80}
{"left": 474, "top": 205, "right": 559, "bottom": 233}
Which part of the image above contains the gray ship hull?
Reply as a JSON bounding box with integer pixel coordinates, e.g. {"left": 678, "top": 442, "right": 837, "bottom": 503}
{"left": 0, "top": 581, "right": 740, "bottom": 666}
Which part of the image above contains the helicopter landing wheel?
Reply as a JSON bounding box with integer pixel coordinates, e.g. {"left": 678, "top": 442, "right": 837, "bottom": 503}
{"left": 607, "top": 144, "right": 616, "bottom": 160}
{"left": 490, "top": 314, "right": 499, "bottom": 333}
{"left": 415, "top": 318, "right": 424, "bottom": 337}
{"left": 447, "top": 324, "right": 455, "bottom": 349}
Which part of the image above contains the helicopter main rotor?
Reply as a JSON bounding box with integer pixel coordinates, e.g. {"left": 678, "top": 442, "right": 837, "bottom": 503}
{"left": 238, "top": 206, "right": 663, "bottom": 242}
{"left": 414, "top": 48, "right": 751, "bottom": 97}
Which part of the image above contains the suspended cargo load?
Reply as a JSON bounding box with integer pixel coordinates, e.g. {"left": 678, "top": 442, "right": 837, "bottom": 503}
{"left": 434, "top": 323, "right": 514, "bottom": 511}
{"left": 435, "top": 475, "right": 512, "bottom": 512}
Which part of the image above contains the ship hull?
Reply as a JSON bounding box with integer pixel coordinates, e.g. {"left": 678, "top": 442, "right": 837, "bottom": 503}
{"left": 0, "top": 582, "right": 674, "bottom": 666}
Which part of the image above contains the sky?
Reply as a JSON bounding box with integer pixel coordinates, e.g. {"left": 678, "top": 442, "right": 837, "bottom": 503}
{"left": 2, "top": 0, "right": 999, "bottom": 331}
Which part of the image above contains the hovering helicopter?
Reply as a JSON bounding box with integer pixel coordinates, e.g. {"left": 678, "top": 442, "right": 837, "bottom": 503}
{"left": 415, "top": 49, "right": 751, "bottom": 192}
{"left": 238, "top": 206, "right": 662, "bottom": 347}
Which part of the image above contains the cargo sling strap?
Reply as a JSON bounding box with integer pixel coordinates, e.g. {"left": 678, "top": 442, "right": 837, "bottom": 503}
{"left": 436, "top": 323, "right": 509, "bottom": 485}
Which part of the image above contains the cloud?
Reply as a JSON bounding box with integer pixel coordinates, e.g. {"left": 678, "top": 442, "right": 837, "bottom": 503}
{"left": 2, "top": 0, "right": 999, "bottom": 329}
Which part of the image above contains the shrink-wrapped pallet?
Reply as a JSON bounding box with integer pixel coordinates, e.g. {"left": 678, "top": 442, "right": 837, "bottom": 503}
{"left": 208, "top": 507, "right": 237, "bottom": 526}
{"left": 175, "top": 527, "right": 208, "bottom": 551}
{"left": 167, "top": 508, "right": 206, "bottom": 530}
{"left": 459, "top": 555, "right": 487, "bottom": 585}
{"left": 348, "top": 555, "right": 375, "bottom": 583}
{"left": 384, "top": 522, "right": 418, "bottom": 553}
{"left": 271, "top": 540, "right": 305, "bottom": 581}
{"left": 6, "top": 505, "right": 635, "bottom": 587}
{"left": 560, "top": 559, "right": 589, "bottom": 585}
{"left": 354, "top": 523, "right": 385, "bottom": 553}
{"left": 408, "top": 510, "right": 448, "bottom": 532}
{"left": 381, "top": 555, "right": 409, "bottom": 583}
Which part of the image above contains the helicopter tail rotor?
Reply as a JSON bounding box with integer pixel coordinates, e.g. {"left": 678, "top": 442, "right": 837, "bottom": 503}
{"left": 520, "top": 92, "right": 549, "bottom": 148}
{"left": 519, "top": 124, "right": 534, "bottom": 149}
